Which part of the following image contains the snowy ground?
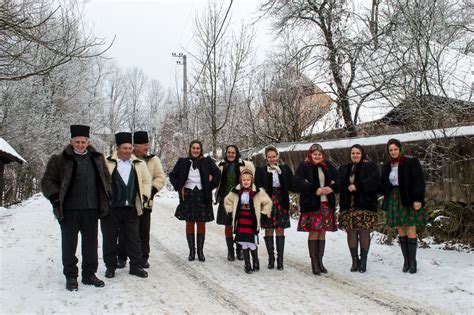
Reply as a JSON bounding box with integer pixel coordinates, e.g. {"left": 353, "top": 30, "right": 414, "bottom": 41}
{"left": 1, "top": 189, "right": 473, "bottom": 314}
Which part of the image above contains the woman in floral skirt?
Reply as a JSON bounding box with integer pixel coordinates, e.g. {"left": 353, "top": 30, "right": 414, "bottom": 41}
{"left": 294, "top": 144, "right": 338, "bottom": 275}
{"left": 381, "top": 139, "right": 426, "bottom": 274}
{"left": 337, "top": 144, "right": 380, "bottom": 273}
{"left": 255, "top": 145, "right": 293, "bottom": 270}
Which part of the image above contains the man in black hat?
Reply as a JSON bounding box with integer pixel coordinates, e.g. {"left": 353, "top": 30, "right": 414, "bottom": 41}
{"left": 117, "top": 131, "right": 165, "bottom": 269}
{"left": 41, "top": 125, "right": 111, "bottom": 291}
{"left": 102, "top": 132, "right": 151, "bottom": 278}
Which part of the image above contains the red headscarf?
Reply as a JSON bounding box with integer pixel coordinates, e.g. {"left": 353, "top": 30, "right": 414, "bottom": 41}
{"left": 387, "top": 138, "right": 406, "bottom": 165}
{"left": 305, "top": 143, "right": 329, "bottom": 170}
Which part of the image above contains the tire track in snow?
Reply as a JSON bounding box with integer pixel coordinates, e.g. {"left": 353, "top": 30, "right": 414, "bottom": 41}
{"left": 284, "top": 257, "right": 446, "bottom": 314}
{"left": 149, "top": 233, "right": 263, "bottom": 315}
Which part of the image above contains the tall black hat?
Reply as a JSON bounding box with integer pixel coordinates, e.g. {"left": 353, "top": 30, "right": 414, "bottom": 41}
{"left": 70, "top": 125, "right": 90, "bottom": 138}
{"left": 115, "top": 132, "right": 132, "bottom": 146}
{"left": 133, "top": 131, "right": 149, "bottom": 144}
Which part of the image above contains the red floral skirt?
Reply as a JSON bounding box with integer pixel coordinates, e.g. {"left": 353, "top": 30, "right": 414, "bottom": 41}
{"left": 297, "top": 202, "right": 337, "bottom": 232}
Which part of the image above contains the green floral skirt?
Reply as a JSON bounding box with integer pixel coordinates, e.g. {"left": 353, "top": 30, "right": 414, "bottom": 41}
{"left": 386, "top": 187, "right": 427, "bottom": 227}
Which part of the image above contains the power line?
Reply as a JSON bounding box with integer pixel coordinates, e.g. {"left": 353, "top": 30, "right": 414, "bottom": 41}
{"left": 187, "top": 0, "right": 234, "bottom": 94}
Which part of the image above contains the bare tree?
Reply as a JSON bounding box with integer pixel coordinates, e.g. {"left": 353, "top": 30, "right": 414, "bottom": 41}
{"left": 260, "top": 0, "right": 396, "bottom": 135}
{"left": 0, "top": 0, "right": 112, "bottom": 81}
{"left": 124, "top": 67, "right": 148, "bottom": 135}
{"left": 190, "top": 1, "right": 254, "bottom": 156}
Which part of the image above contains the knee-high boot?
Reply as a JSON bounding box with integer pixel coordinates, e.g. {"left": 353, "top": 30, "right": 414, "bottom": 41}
{"left": 250, "top": 248, "right": 260, "bottom": 271}
{"left": 243, "top": 248, "right": 252, "bottom": 274}
{"left": 263, "top": 236, "right": 275, "bottom": 269}
{"left": 317, "top": 240, "right": 328, "bottom": 273}
{"left": 399, "top": 236, "right": 409, "bottom": 272}
{"left": 359, "top": 249, "right": 369, "bottom": 273}
{"left": 349, "top": 247, "right": 359, "bottom": 272}
{"left": 308, "top": 240, "right": 320, "bottom": 276}
{"left": 408, "top": 237, "right": 417, "bottom": 274}
{"left": 186, "top": 234, "right": 195, "bottom": 261}
{"left": 226, "top": 237, "right": 235, "bottom": 261}
{"left": 236, "top": 243, "right": 244, "bottom": 261}
{"left": 196, "top": 234, "right": 205, "bottom": 262}
{"left": 276, "top": 235, "right": 285, "bottom": 270}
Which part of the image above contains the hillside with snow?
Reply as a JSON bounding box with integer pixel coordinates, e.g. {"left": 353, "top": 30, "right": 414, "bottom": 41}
{"left": 1, "top": 189, "right": 473, "bottom": 314}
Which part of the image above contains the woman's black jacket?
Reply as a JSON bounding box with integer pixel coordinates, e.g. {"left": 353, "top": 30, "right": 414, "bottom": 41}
{"left": 169, "top": 156, "right": 221, "bottom": 205}
{"left": 337, "top": 160, "right": 380, "bottom": 212}
{"left": 255, "top": 163, "right": 294, "bottom": 210}
{"left": 293, "top": 160, "right": 338, "bottom": 213}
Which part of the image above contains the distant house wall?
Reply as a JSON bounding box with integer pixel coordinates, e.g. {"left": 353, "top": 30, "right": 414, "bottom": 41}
{"left": 249, "top": 136, "right": 474, "bottom": 204}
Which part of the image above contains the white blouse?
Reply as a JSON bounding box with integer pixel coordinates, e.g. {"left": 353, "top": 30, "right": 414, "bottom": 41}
{"left": 184, "top": 164, "right": 202, "bottom": 189}
{"left": 318, "top": 167, "right": 328, "bottom": 202}
{"left": 271, "top": 169, "right": 281, "bottom": 188}
{"left": 389, "top": 166, "right": 399, "bottom": 186}
{"left": 241, "top": 191, "right": 250, "bottom": 204}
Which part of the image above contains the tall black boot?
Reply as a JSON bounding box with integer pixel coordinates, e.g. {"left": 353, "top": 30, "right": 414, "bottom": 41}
{"left": 276, "top": 235, "right": 285, "bottom": 270}
{"left": 236, "top": 243, "right": 244, "bottom": 261}
{"left": 250, "top": 248, "right": 260, "bottom": 272}
{"left": 196, "top": 234, "right": 205, "bottom": 262}
{"left": 308, "top": 240, "right": 320, "bottom": 276}
{"left": 399, "top": 236, "right": 409, "bottom": 272}
{"left": 226, "top": 237, "right": 235, "bottom": 261}
{"left": 317, "top": 240, "right": 328, "bottom": 273}
{"left": 263, "top": 236, "right": 275, "bottom": 269}
{"left": 186, "top": 234, "right": 195, "bottom": 261}
{"left": 359, "top": 249, "right": 369, "bottom": 273}
{"left": 243, "top": 249, "right": 253, "bottom": 274}
{"left": 408, "top": 237, "right": 417, "bottom": 274}
{"left": 349, "top": 247, "right": 359, "bottom": 272}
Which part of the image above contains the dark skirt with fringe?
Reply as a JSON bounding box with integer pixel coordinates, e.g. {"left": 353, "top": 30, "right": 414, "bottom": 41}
{"left": 175, "top": 187, "right": 214, "bottom": 222}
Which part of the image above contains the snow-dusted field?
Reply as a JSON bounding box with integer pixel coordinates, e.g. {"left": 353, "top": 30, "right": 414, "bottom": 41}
{"left": 1, "top": 189, "right": 473, "bottom": 314}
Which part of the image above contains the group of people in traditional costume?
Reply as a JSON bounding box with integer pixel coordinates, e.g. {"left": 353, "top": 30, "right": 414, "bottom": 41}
{"left": 42, "top": 125, "right": 426, "bottom": 291}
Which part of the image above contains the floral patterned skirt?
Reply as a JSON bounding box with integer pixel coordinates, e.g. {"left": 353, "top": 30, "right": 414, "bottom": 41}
{"left": 261, "top": 188, "right": 290, "bottom": 230}
{"left": 297, "top": 201, "right": 337, "bottom": 232}
{"left": 175, "top": 187, "right": 214, "bottom": 222}
{"left": 386, "top": 187, "right": 427, "bottom": 227}
{"left": 339, "top": 209, "right": 376, "bottom": 230}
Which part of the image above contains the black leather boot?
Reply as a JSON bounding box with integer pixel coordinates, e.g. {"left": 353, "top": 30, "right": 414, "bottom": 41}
{"left": 130, "top": 267, "right": 148, "bottom": 278}
{"left": 317, "top": 240, "right": 328, "bottom": 273}
{"left": 408, "top": 237, "right": 417, "bottom": 274}
{"left": 66, "top": 277, "right": 78, "bottom": 291}
{"left": 349, "top": 247, "right": 359, "bottom": 272}
{"left": 276, "top": 235, "right": 285, "bottom": 270}
{"left": 243, "top": 249, "right": 253, "bottom": 274}
{"left": 186, "top": 234, "right": 196, "bottom": 261}
{"left": 82, "top": 274, "right": 105, "bottom": 287}
{"left": 399, "top": 236, "right": 409, "bottom": 272}
{"left": 117, "top": 257, "right": 126, "bottom": 269}
{"left": 226, "top": 237, "right": 235, "bottom": 261}
{"left": 236, "top": 243, "right": 244, "bottom": 260}
{"left": 308, "top": 240, "right": 320, "bottom": 276}
{"left": 263, "top": 236, "right": 275, "bottom": 269}
{"left": 197, "top": 234, "right": 205, "bottom": 262}
{"left": 250, "top": 248, "right": 260, "bottom": 272}
{"left": 359, "top": 249, "right": 369, "bottom": 273}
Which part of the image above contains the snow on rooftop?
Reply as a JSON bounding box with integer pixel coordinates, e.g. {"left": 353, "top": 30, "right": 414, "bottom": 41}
{"left": 254, "top": 124, "right": 474, "bottom": 156}
{"left": 0, "top": 138, "right": 26, "bottom": 163}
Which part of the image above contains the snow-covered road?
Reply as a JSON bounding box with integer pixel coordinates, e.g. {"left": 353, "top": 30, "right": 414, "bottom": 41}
{"left": 1, "top": 190, "right": 472, "bottom": 314}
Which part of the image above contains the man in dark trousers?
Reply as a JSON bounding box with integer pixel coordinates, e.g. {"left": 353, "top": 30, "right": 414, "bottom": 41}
{"left": 41, "top": 125, "right": 111, "bottom": 291}
{"left": 102, "top": 132, "right": 151, "bottom": 279}
{"left": 117, "top": 131, "right": 166, "bottom": 269}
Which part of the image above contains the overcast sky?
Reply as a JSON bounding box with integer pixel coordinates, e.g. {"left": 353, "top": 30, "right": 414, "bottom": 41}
{"left": 82, "top": 0, "right": 273, "bottom": 90}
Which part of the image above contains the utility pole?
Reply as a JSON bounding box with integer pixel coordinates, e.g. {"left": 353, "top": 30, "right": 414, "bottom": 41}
{"left": 172, "top": 52, "right": 187, "bottom": 117}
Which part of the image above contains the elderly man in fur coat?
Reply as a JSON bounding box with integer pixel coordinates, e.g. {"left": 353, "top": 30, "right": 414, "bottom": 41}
{"left": 101, "top": 132, "right": 151, "bottom": 279}
{"left": 117, "top": 131, "right": 166, "bottom": 269}
{"left": 41, "top": 125, "right": 112, "bottom": 291}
